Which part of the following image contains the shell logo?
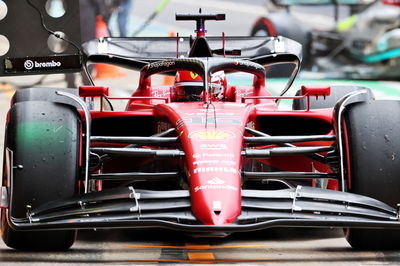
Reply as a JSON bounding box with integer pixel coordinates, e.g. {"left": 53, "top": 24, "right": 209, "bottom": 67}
{"left": 190, "top": 130, "right": 233, "bottom": 141}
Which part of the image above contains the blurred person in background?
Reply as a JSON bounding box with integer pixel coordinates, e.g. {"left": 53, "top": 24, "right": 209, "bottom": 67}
{"left": 103, "top": 0, "right": 122, "bottom": 28}
{"left": 117, "top": 0, "right": 133, "bottom": 36}
{"left": 80, "top": 0, "right": 106, "bottom": 43}
{"left": 65, "top": 0, "right": 106, "bottom": 87}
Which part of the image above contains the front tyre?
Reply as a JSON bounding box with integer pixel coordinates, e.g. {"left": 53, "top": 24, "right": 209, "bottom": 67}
{"left": 1, "top": 101, "right": 80, "bottom": 250}
{"left": 344, "top": 100, "right": 400, "bottom": 249}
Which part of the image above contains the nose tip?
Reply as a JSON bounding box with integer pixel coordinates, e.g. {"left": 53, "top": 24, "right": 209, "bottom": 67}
{"left": 210, "top": 211, "right": 228, "bottom": 225}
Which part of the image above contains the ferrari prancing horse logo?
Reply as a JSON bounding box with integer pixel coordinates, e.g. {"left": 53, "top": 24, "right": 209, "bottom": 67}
{"left": 190, "top": 72, "right": 199, "bottom": 79}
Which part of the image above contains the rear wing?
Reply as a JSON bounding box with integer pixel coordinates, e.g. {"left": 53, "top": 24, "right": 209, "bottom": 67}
{"left": 83, "top": 36, "right": 302, "bottom": 97}
{"left": 82, "top": 36, "right": 302, "bottom": 71}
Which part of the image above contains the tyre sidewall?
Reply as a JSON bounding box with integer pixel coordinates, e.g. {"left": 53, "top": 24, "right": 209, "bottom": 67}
{"left": 344, "top": 100, "right": 400, "bottom": 249}
{"left": 2, "top": 101, "right": 80, "bottom": 250}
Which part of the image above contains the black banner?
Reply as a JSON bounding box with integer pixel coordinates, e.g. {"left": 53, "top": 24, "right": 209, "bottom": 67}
{"left": 0, "top": 0, "right": 81, "bottom": 76}
{"left": 4, "top": 55, "right": 82, "bottom": 75}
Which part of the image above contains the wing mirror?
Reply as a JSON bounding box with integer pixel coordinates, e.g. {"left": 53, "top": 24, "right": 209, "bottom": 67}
{"left": 79, "top": 86, "right": 109, "bottom": 97}
{"left": 301, "top": 85, "right": 331, "bottom": 100}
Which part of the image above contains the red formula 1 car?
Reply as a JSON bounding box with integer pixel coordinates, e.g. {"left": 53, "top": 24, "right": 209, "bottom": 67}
{"left": 2, "top": 13, "right": 400, "bottom": 251}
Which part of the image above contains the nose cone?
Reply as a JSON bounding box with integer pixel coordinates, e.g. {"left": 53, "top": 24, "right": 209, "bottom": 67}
{"left": 176, "top": 124, "right": 244, "bottom": 225}
{"left": 161, "top": 102, "right": 250, "bottom": 225}
{"left": 183, "top": 128, "right": 244, "bottom": 225}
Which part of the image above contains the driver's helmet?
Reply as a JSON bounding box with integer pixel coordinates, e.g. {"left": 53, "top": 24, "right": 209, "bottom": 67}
{"left": 174, "top": 71, "right": 227, "bottom": 101}
{"left": 174, "top": 71, "right": 204, "bottom": 101}
{"left": 209, "top": 71, "right": 227, "bottom": 101}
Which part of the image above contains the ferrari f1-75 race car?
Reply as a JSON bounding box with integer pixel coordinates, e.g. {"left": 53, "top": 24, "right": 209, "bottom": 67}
{"left": 2, "top": 12, "right": 400, "bottom": 251}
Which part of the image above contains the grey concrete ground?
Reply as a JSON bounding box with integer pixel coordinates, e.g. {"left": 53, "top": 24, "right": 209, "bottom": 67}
{"left": 2, "top": 226, "right": 400, "bottom": 265}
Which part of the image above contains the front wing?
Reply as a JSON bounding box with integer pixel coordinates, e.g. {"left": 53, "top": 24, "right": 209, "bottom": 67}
{"left": 5, "top": 185, "right": 400, "bottom": 232}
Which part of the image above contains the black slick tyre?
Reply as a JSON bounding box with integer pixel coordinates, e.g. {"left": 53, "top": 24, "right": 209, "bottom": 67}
{"left": 292, "top": 86, "right": 373, "bottom": 110}
{"left": 1, "top": 101, "right": 80, "bottom": 251}
{"left": 344, "top": 100, "right": 400, "bottom": 250}
{"left": 251, "top": 17, "right": 277, "bottom": 37}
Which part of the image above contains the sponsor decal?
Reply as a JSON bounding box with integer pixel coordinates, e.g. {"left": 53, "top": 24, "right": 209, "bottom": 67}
{"left": 193, "top": 167, "right": 236, "bottom": 174}
{"left": 193, "top": 153, "right": 234, "bottom": 158}
{"left": 146, "top": 60, "right": 175, "bottom": 70}
{"left": 185, "top": 112, "right": 235, "bottom": 116}
{"left": 233, "top": 60, "right": 258, "bottom": 69}
{"left": 193, "top": 160, "right": 218, "bottom": 165}
{"left": 199, "top": 143, "right": 227, "bottom": 150}
{"left": 193, "top": 160, "right": 235, "bottom": 165}
{"left": 24, "top": 60, "right": 34, "bottom": 70}
{"left": 24, "top": 59, "right": 61, "bottom": 70}
{"left": 194, "top": 177, "right": 238, "bottom": 192}
{"left": 189, "top": 129, "right": 234, "bottom": 141}
{"left": 176, "top": 118, "right": 185, "bottom": 129}
{"left": 207, "top": 177, "right": 225, "bottom": 185}
{"left": 181, "top": 116, "right": 242, "bottom": 125}
{"left": 152, "top": 90, "right": 170, "bottom": 97}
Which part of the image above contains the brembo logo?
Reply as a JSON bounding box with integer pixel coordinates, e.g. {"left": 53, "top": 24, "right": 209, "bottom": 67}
{"left": 24, "top": 60, "right": 61, "bottom": 70}
{"left": 24, "top": 60, "right": 34, "bottom": 70}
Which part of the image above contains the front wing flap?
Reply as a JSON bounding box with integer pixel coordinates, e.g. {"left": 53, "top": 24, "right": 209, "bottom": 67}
{"left": 6, "top": 185, "right": 400, "bottom": 232}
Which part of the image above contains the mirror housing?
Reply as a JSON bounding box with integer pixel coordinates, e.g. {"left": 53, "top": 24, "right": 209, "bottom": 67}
{"left": 79, "top": 86, "right": 109, "bottom": 97}
{"left": 301, "top": 85, "right": 331, "bottom": 99}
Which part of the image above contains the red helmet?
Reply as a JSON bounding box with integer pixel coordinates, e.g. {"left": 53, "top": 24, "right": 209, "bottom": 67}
{"left": 174, "top": 71, "right": 204, "bottom": 101}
